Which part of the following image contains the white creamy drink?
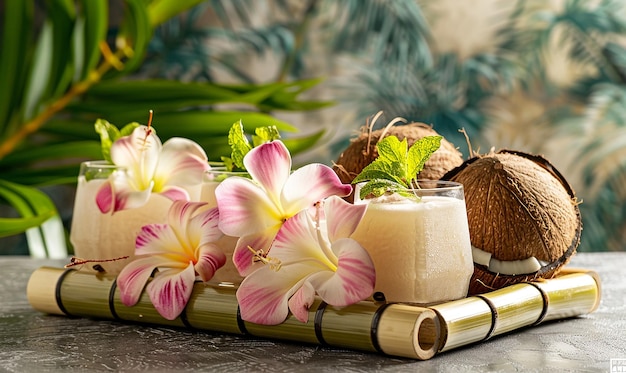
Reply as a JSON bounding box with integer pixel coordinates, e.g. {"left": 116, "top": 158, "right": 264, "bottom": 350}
{"left": 70, "top": 176, "right": 173, "bottom": 274}
{"left": 70, "top": 171, "right": 202, "bottom": 274}
{"left": 199, "top": 169, "right": 246, "bottom": 284}
{"left": 351, "top": 194, "right": 474, "bottom": 304}
{"left": 199, "top": 178, "right": 220, "bottom": 209}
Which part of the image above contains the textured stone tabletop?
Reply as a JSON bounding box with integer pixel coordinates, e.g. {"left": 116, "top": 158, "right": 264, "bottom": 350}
{"left": 1, "top": 252, "right": 624, "bottom": 372}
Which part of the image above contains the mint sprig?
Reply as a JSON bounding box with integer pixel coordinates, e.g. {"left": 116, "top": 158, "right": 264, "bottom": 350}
{"left": 221, "top": 120, "right": 281, "bottom": 171}
{"left": 94, "top": 119, "right": 140, "bottom": 163}
{"left": 352, "top": 135, "right": 442, "bottom": 200}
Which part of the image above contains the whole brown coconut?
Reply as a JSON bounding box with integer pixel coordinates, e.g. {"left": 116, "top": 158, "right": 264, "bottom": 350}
{"left": 333, "top": 123, "right": 464, "bottom": 202}
{"left": 443, "top": 150, "right": 582, "bottom": 295}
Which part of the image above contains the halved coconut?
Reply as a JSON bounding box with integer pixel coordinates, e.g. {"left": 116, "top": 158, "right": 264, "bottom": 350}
{"left": 443, "top": 149, "right": 582, "bottom": 295}
{"left": 333, "top": 122, "right": 464, "bottom": 202}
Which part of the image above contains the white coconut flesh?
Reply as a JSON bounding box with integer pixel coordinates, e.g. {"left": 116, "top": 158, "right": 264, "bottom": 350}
{"left": 471, "top": 246, "right": 550, "bottom": 275}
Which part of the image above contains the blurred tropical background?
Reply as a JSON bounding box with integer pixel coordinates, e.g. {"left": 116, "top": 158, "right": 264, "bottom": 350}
{"left": 1, "top": 0, "right": 625, "bottom": 256}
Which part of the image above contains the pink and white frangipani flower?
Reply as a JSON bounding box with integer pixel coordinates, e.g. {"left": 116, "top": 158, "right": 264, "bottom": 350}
{"left": 96, "top": 125, "right": 209, "bottom": 214}
{"left": 117, "top": 201, "right": 226, "bottom": 320}
{"left": 215, "top": 140, "right": 352, "bottom": 276}
{"left": 236, "top": 196, "right": 375, "bottom": 325}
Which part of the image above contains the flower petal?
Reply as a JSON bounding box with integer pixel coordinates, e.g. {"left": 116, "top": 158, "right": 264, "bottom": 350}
{"left": 113, "top": 188, "right": 153, "bottom": 212}
{"left": 117, "top": 256, "right": 162, "bottom": 307}
{"left": 281, "top": 164, "right": 352, "bottom": 215}
{"left": 232, "top": 227, "right": 280, "bottom": 276}
{"left": 166, "top": 201, "right": 204, "bottom": 249}
{"left": 193, "top": 207, "right": 222, "bottom": 246}
{"left": 195, "top": 243, "right": 226, "bottom": 282}
{"left": 95, "top": 180, "right": 114, "bottom": 214}
{"left": 288, "top": 281, "right": 316, "bottom": 323}
{"left": 307, "top": 238, "right": 375, "bottom": 307}
{"left": 147, "top": 263, "right": 196, "bottom": 320}
{"left": 272, "top": 211, "right": 324, "bottom": 262}
{"left": 135, "top": 223, "right": 181, "bottom": 256}
{"left": 159, "top": 186, "right": 190, "bottom": 202}
{"left": 96, "top": 173, "right": 153, "bottom": 214}
{"left": 163, "top": 137, "right": 208, "bottom": 160}
{"left": 216, "top": 177, "right": 283, "bottom": 237}
{"left": 324, "top": 196, "right": 368, "bottom": 242}
{"left": 155, "top": 138, "right": 209, "bottom": 190}
{"left": 243, "top": 141, "right": 291, "bottom": 205}
{"left": 111, "top": 126, "right": 161, "bottom": 189}
{"left": 236, "top": 262, "right": 312, "bottom": 325}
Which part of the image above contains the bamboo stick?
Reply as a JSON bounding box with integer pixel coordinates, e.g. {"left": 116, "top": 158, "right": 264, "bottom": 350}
{"left": 430, "top": 296, "right": 493, "bottom": 352}
{"left": 26, "top": 267, "right": 601, "bottom": 360}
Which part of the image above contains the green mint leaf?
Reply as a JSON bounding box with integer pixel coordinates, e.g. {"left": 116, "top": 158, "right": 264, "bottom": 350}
{"left": 359, "top": 179, "right": 403, "bottom": 199}
{"left": 94, "top": 120, "right": 142, "bottom": 163}
{"left": 376, "top": 136, "right": 407, "bottom": 164}
{"left": 353, "top": 134, "right": 442, "bottom": 199}
{"left": 119, "top": 122, "right": 140, "bottom": 137}
{"left": 228, "top": 120, "right": 252, "bottom": 170}
{"left": 252, "top": 125, "right": 281, "bottom": 147}
{"left": 94, "top": 119, "right": 121, "bottom": 163}
{"left": 352, "top": 161, "right": 405, "bottom": 185}
{"left": 407, "top": 136, "right": 442, "bottom": 183}
{"left": 353, "top": 136, "right": 410, "bottom": 187}
{"left": 220, "top": 156, "right": 235, "bottom": 172}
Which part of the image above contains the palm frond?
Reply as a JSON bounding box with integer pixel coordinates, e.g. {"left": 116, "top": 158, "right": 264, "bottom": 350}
{"left": 0, "top": 0, "right": 329, "bottom": 254}
{"left": 322, "top": 0, "right": 432, "bottom": 69}
{"left": 580, "top": 167, "right": 626, "bottom": 252}
{"left": 499, "top": 0, "right": 626, "bottom": 86}
{"left": 137, "top": 1, "right": 303, "bottom": 82}
{"left": 342, "top": 50, "right": 522, "bottom": 155}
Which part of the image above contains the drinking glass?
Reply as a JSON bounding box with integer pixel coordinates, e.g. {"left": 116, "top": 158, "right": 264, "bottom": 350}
{"left": 351, "top": 180, "right": 474, "bottom": 304}
{"left": 70, "top": 161, "right": 172, "bottom": 274}
{"left": 200, "top": 167, "right": 250, "bottom": 285}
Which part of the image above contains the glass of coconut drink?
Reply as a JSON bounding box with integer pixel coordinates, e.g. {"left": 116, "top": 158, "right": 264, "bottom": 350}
{"left": 198, "top": 121, "right": 284, "bottom": 285}
{"left": 349, "top": 135, "right": 474, "bottom": 305}
{"left": 199, "top": 166, "right": 250, "bottom": 285}
{"left": 351, "top": 180, "right": 474, "bottom": 304}
{"left": 70, "top": 161, "right": 201, "bottom": 274}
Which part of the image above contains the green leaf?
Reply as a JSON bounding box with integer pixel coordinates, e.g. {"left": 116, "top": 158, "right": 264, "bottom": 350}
{"left": 41, "top": 119, "right": 101, "bottom": 139}
{"left": 281, "top": 129, "right": 325, "bottom": 157}
{"left": 143, "top": 111, "right": 298, "bottom": 137}
{"left": 0, "top": 141, "right": 101, "bottom": 169}
{"left": 252, "top": 125, "right": 281, "bottom": 147}
{"left": 94, "top": 119, "right": 121, "bottom": 162}
{"left": 257, "top": 78, "right": 335, "bottom": 111}
{"left": 83, "top": 79, "right": 321, "bottom": 108}
{"left": 120, "top": 122, "right": 140, "bottom": 137}
{"left": 352, "top": 167, "right": 401, "bottom": 185}
{"left": 0, "top": 181, "right": 57, "bottom": 238}
{"left": 117, "top": 0, "right": 152, "bottom": 74}
{"left": 353, "top": 136, "right": 409, "bottom": 186}
{"left": 358, "top": 179, "right": 405, "bottom": 200}
{"left": 407, "top": 136, "right": 442, "bottom": 180}
{"left": 147, "top": 0, "right": 205, "bottom": 27}
{"left": 85, "top": 80, "right": 239, "bottom": 102}
{"left": 80, "top": 0, "right": 108, "bottom": 81}
{"left": 220, "top": 156, "right": 235, "bottom": 172}
{"left": 56, "top": 110, "right": 295, "bottom": 139}
{"left": 23, "top": 19, "right": 53, "bottom": 120}
{"left": 227, "top": 120, "right": 252, "bottom": 170}
{"left": 0, "top": 215, "right": 54, "bottom": 238}
{"left": 0, "top": 1, "right": 34, "bottom": 135}
{"left": 0, "top": 180, "right": 67, "bottom": 257}
{"left": 376, "top": 136, "right": 408, "bottom": 164}
{"left": 352, "top": 135, "right": 442, "bottom": 198}
{"left": 44, "top": 0, "right": 76, "bottom": 99}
